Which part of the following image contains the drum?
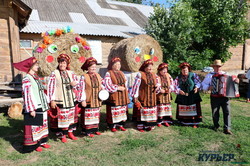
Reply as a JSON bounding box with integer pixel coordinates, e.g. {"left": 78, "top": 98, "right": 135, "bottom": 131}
{"left": 98, "top": 90, "right": 109, "bottom": 101}
{"left": 211, "top": 74, "right": 239, "bottom": 98}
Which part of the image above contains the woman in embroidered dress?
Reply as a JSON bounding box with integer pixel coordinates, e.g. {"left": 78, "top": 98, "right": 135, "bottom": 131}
{"left": 47, "top": 54, "right": 79, "bottom": 143}
{"left": 130, "top": 59, "right": 160, "bottom": 132}
{"left": 13, "top": 57, "right": 50, "bottom": 152}
{"left": 78, "top": 57, "right": 103, "bottom": 137}
{"left": 174, "top": 62, "right": 202, "bottom": 128}
{"left": 103, "top": 57, "right": 130, "bottom": 132}
{"left": 156, "top": 63, "right": 174, "bottom": 127}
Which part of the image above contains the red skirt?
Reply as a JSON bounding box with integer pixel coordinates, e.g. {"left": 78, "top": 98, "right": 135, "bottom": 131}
{"left": 23, "top": 125, "right": 48, "bottom": 153}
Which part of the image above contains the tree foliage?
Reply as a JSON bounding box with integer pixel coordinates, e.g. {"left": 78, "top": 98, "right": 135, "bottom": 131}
{"left": 145, "top": 0, "right": 250, "bottom": 76}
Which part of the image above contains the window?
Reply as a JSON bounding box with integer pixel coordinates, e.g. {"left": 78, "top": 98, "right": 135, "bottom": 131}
{"left": 20, "top": 40, "right": 32, "bottom": 48}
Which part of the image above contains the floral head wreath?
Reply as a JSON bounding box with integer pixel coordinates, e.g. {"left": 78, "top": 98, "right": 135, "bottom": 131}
{"left": 157, "top": 63, "right": 168, "bottom": 71}
{"left": 81, "top": 57, "right": 97, "bottom": 71}
{"left": 107, "top": 57, "right": 121, "bottom": 70}
{"left": 179, "top": 62, "right": 191, "bottom": 70}
{"left": 139, "top": 59, "right": 153, "bottom": 71}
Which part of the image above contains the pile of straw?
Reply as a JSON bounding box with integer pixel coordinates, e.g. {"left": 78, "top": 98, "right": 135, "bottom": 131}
{"left": 108, "top": 34, "right": 163, "bottom": 72}
{"left": 33, "top": 28, "right": 92, "bottom": 76}
{"left": 8, "top": 102, "right": 23, "bottom": 119}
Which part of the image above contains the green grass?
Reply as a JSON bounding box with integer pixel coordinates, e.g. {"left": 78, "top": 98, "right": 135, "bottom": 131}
{"left": 0, "top": 93, "right": 249, "bottom": 166}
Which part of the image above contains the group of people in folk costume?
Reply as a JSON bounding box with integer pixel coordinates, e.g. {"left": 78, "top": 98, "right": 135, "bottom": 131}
{"left": 13, "top": 54, "right": 238, "bottom": 153}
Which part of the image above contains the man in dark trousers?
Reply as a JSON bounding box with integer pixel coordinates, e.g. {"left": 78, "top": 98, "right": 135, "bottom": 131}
{"left": 202, "top": 59, "right": 239, "bottom": 135}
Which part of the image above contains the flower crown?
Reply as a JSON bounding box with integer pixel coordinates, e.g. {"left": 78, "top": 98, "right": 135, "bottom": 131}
{"left": 158, "top": 63, "right": 168, "bottom": 71}
{"left": 111, "top": 57, "right": 121, "bottom": 63}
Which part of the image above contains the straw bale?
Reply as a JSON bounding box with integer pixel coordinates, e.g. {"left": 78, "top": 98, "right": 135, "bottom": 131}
{"left": 109, "top": 34, "right": 163, "bottom": 72}
{"left": 8, "top": 102, "right": 23, "bottom": 119}
{"left": 33, "top": 32, "right": 92, "bottom": 76}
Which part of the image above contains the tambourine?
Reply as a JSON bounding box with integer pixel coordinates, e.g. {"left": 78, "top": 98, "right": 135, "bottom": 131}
{"left": 98, "top": 90, "right": 109, "bottom": 101}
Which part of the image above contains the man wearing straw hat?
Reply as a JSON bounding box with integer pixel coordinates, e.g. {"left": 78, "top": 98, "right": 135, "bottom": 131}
{"left": 202, "top": 59, "right": 239, "bottom": 135}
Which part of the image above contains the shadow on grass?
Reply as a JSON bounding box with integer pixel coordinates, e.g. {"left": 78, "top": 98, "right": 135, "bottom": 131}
{"left": 75, "top": 111, "right": 138, "bottom": 134}
{"left": 232, "top": 99, "right": 249, "bottom": 103}
{"left": 198, "top": 123, "right": 214, "bottom": 130}
{"left": 0, "top": 116, "right": 24, "bottom": 153}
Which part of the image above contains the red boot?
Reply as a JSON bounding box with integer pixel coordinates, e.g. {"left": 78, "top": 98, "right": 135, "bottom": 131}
{"left": 111, "top": 128, "right": 117, "bottom": 132}
{"left": 61, "top": 135, "right": 67, "bottom": 143}
{"left": 119, "top": 126, "right": 127, "bottom": 131}
{"left": 95, "top": 132, "right": 101, "bottom": 135}
{"left": 41, "top": 144, "right": 51, "bottom": 148}
{"left": 163, "top": 122, "right": 170, "bottom": 127}
{"left": 88, "top": 134, "right": 95, "bottom": 137}
{"left": 68, "top": 132, "right": 78, "bottom": 140}
{"left": 35, "top": 147, "right": 43, "bottom": 152}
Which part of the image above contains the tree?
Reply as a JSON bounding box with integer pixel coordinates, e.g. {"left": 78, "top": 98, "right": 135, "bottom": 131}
{"left": 145, "top": 0, "right": 249, "bottom": 76}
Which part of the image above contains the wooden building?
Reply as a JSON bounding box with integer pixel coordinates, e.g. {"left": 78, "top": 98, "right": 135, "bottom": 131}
{"left": 0, "top": 0, "right": 31, "bottom": 83}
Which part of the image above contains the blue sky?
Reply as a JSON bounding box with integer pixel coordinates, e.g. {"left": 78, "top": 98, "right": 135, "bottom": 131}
{"left": 143, "top": 0, "right": 167, "bottom": 5}
{"left": 142, "top": 0, "right": 173, "bottom": 7}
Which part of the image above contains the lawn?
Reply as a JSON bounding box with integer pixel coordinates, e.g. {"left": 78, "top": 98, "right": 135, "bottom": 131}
{"left": 0, "top": 93, "right": 249, "bottom": 166}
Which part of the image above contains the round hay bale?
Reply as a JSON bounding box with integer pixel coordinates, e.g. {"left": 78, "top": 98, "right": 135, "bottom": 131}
{"left": 108, "top": 34, "right": 163, "bottom": 72}
{"left": 8, "top": 102, "right": 23, "bottom": 119}
{"left": 33, "top": 28, "right": 92, "bottom": 76}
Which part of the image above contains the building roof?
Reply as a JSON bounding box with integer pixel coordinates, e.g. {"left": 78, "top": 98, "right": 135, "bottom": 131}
{"left": 12, "top": 0, "right": 32, "bottom": 26}
{"left": 20, "top": 21, "right": 145, "bottom": 38}
{"left": 20, "top": 0, "right": 154, "bottom": 38}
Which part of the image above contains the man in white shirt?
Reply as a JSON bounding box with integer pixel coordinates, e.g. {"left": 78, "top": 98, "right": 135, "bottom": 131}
{"left": 202, "top": 60, "right": 238, "bottom": 135}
